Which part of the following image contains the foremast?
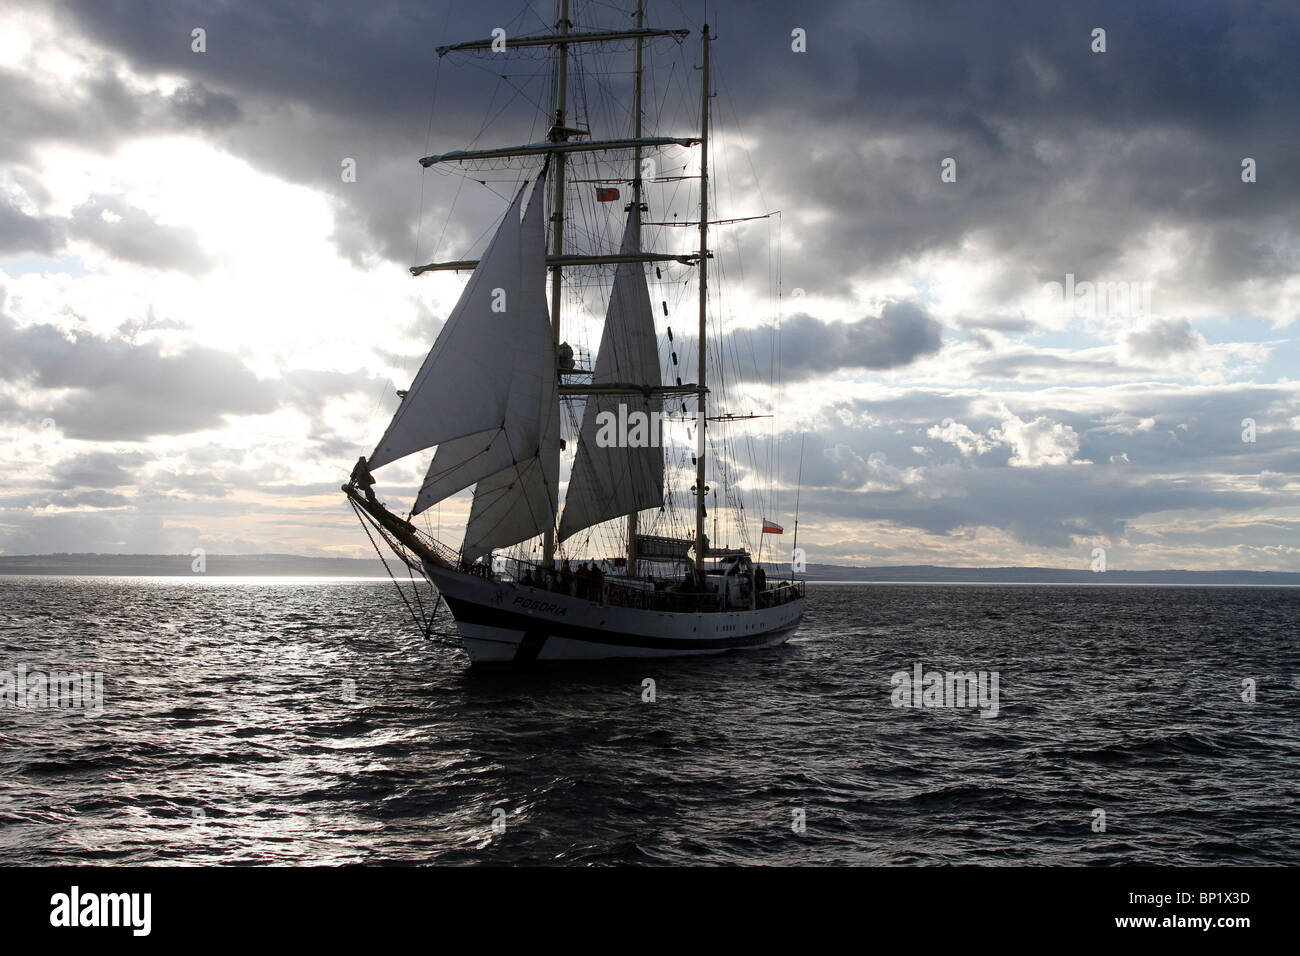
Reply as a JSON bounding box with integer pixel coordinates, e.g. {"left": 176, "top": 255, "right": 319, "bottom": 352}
{"left": 543, "top": 0, "right": 572, "bottom": 569}
{"left": 694, "top": 25, "right": 711, "bottom": 564}
{"left": 382, "top": 3, "right": 703, "bottom": 569}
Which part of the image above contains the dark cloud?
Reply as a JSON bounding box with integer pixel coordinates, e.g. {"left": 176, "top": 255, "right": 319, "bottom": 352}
{"left": 3, "top": 489, "right": 133, "bottom": 509}
{"left": 1124, "top": 317, "right": 1203, "bottom": 359}
{"left": 167, "top": 81, "right": 241, "bottom": 127}
{"left": 0, "top": 60, "right": 240, "bottom": 164}
{"left": 784, "top": 302, "right": 943, "bottom": 376}
{"left": 0, "top": 302, "right": 279, "bottom": 440}
{"left": 67, "top": 194, "right": 211, "bottom": 273}
{"left": 45, "top": 450, "right": 152, "bottom": 489}
{"left": 0, "top": 186, "right": 213, "bottom": 270}
{"left": 718, "top": 301, "right": 943, "bottom": 382}
{"left": 0, "top": 195, "right": 63, "bottom": 255}
{"left": 715, "top": 2, "right": 1300, "bottom": 304}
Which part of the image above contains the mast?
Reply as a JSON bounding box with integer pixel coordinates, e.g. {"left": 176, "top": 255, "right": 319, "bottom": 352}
{"left": 397, "top": 4, "right": 700, "bottom": 567}
{"left": 626, "top": 0, "right": 646, "bottom": 576}
{"left": 694, "top": 24, "right": 711, "bottom": 563}
{"left": 544, "top": 0, "right": 572, "bottom": 568}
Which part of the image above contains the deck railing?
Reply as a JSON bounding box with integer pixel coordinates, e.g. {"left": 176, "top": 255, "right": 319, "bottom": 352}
{"left": 463, "top": 553, "right": 805, "bottom": 613}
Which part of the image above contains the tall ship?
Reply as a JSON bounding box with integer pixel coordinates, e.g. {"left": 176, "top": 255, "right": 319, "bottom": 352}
{"left": 345, "top": 0, "right": 806, "bottom": 662}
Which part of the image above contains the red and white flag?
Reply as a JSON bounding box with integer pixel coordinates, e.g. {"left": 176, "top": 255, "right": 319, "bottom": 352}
{"left": 761, "top": 519, "right": 783, "bottom": 534}
{"left": 595, "top": 187, "right": 620, "bottom": 202}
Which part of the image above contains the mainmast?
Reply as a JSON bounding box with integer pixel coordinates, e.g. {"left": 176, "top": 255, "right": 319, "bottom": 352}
{"left": 694, "top": 24, "right": 711, "bottom": 563}
{"left": 543, "top": 0, "right": 572, "bottom": 568}
{"left": 626, "top": 0, "right": 646, "bottom": 576}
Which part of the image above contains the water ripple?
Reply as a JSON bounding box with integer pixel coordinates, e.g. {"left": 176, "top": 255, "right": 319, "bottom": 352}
{"left": 1, "top": 577, "right": 1297, "bottom": 864}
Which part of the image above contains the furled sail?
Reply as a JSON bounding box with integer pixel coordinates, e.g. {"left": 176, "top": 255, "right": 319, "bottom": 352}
{"left": 557, "top": 207, "right": 664, "bottom": 542}
{"left": 368, "top": 184, "right": 529, "bottom": 470}
{"left": 412, "top": 178, "right": 549, "bottom": 514}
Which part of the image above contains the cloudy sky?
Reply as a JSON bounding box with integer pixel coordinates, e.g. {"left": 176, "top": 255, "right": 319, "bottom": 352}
{"left": 1, "top": 0, "right": 1297, "bottom": 570}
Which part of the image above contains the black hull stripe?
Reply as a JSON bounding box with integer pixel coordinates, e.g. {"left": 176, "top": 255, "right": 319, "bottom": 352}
{"left": 514, "top": 626, "right": 549, "bottom": 662}
{"left": 443, "top": 596, "right": 801, "bottom": 651}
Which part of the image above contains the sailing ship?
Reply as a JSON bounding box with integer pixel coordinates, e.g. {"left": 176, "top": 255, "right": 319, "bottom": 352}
{"left": 344, "top": 1, "right": 806, "bottom": 662}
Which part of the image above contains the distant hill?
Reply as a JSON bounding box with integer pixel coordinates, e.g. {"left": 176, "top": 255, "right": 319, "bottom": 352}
{"left": 0, "top": 553, "right": 391, "bottom": 577}
{"left": 1, "top": 553, "right": 1298, "bottom": 585}
{"left": 791, "top": 563, "right": 1300, "bottom": 586}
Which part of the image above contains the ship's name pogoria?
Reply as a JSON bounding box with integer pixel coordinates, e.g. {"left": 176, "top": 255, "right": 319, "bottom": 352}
{"left": 513, "top": 596, "right": 568, "bottom": 616}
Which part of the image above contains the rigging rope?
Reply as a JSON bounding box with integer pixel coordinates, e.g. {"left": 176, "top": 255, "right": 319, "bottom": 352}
{"left": 348, "top": 496, "right": 458, "bottom": 650}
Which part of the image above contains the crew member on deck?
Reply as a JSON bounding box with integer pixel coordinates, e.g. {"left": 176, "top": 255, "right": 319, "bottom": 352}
{"left": 351, "top": 455, "right": 377, "bottom": 504}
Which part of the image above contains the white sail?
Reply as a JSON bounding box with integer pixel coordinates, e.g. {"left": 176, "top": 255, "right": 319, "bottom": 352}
{"left": 557, "top": 207, "right": 664, "bottom": 542}
{"left": 368, "top": 185, "right": 529, "bottom": 470}
{"left": 460, "top": 318, "right": 560, "bottom": 561}
{"left": 412, "top": 180, "right": 548, "bottom": 513}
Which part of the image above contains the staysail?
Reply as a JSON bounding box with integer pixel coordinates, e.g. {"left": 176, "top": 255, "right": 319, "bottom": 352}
{"left": 557, "top": 207, "right": 664, "bottom": 542}
{"left": 458, "top": 180, "right": 560, "bottom": 561}
{"left": 459, "top": 352, "right": 560, "bottom": 562}
{"left": 368, "top": 184, "right": 529, "bottom": 470}
{"left": 412, "top": 177, "right": 550, "bottom": 514}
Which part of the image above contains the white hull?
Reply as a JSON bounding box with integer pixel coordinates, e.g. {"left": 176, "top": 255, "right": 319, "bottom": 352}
{"left": 427, "top": 565, "right": 805, "bottom": 663}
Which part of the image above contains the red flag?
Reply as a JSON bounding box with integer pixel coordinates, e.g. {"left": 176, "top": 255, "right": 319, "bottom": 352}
{"left": 596, "top": 187, "right": 620, "bottom": 202}
{"left": 761, "top": 520, "right": 783, "bottom": 534}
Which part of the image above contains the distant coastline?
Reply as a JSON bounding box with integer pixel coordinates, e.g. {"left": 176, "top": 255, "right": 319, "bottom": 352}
{"left": 1, "top": 553, "right": 1297, "bottom": 586}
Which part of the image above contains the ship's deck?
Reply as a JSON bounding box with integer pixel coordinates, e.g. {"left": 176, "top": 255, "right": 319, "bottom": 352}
{"left": 463, "top": 561, "right": 805, "bottom": 613}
